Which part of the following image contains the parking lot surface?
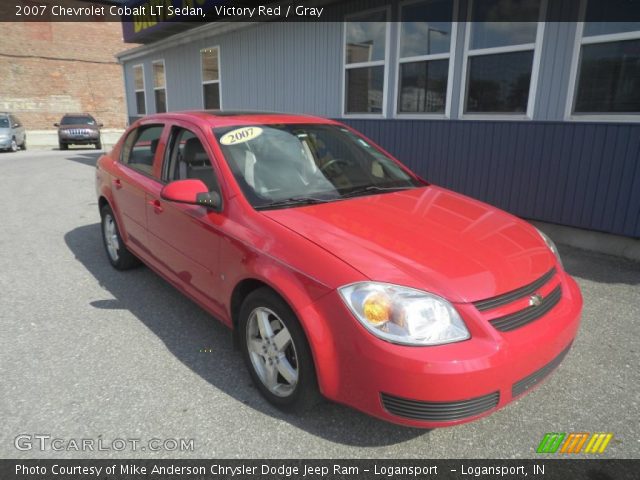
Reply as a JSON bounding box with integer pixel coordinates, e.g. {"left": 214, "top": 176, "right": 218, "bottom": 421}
{"left": 1, "top": 149, "right": 638, "bottom": 458}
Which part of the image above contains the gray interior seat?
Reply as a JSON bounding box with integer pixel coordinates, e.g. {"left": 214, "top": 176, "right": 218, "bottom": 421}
{"left": 182, "top": 137, "right": 218, "bottom": 192}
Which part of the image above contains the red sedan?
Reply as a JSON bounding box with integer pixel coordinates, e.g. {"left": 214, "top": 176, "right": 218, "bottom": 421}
{"left": 95, "top": 111, "right": 582, "bottom": 427}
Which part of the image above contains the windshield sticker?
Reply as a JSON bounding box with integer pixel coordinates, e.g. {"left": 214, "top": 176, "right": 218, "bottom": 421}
{"left": 220, "top": 127, "right": 263, "bottom": 146}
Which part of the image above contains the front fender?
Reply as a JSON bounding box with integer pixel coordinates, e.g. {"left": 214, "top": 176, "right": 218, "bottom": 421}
{"left": 222, "top": 244, "right": 353, "bottom": 399}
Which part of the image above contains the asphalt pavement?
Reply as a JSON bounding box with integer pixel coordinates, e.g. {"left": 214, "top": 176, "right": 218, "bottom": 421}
{"left": 1, "top": 149, "right": 638, "bottom": 459}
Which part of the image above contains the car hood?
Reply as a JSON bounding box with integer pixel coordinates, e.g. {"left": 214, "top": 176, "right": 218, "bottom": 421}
{"left": 262, "top": 186, "right": 555, "bottom": 303}
{"left": 59, "top": 124, "right": 99, "bottom": 130}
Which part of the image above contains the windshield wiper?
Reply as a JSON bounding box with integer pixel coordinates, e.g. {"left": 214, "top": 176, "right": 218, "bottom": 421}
{"left": 341, "top": 185, "right": 414, "bottom": 199}
{"left": 255, "top": 196, "right": 332, "bottom": 210}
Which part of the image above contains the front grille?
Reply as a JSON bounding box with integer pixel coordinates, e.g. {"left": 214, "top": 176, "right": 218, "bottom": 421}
{"left": 512, "top": 343, "right": 572, "bottom": 397}
{"left": 473, "top": 267, "right": 557, "bottom": 311}
{"left": 381, "top": 391, "right": 499, "bottom": 421}
{"left": 66, "top": 128, "right": 93, "bottom": 136}
{"left": 490, "top": 285, "right": 562, "bottom": 332}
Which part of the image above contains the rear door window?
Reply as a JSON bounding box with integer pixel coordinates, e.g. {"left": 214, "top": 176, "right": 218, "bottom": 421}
{"left": 121, "top": 124, "right": 164, "bottom": 177}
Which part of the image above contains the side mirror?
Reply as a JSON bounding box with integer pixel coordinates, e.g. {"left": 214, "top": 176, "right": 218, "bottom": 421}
{"left": 160, "top": 179, "right": 221, "bottom": 210}
{"left": 54, "top": 123, "right": 60, "bottom": 127}
{"left": 13, "top": 123, "right": 20, "bottom": 128}
{"left": 99, "top": 123, "right": 104, "bottom": 127}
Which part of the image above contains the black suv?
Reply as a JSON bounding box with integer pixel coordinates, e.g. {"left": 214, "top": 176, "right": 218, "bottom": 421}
{"left": 55, "top": 114, "right": 103, "bottom": 150}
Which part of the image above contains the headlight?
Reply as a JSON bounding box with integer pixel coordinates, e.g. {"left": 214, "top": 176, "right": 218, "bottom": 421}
{"left": 0, "top": 134, "right": 9, "bottom": 140}
{"left": 338, "top": 282, "right": 470, "bottom": 346}
{"left": 536, "top": 228, "right": 563, "bottom": 268}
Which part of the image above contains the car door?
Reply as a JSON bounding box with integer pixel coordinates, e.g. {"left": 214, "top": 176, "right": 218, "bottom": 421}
{"left": 145, "top": 121, "right": 225, "bottom": 315}
{"left": 111, "top": 122, "right": 166, "bottom": 252}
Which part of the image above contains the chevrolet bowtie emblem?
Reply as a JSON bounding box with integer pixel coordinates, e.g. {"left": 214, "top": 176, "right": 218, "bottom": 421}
{"left": 529, "top": 294, "right": 543, "bottom": 307}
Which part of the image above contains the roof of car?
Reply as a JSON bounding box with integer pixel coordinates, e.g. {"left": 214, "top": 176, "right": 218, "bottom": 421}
{"left": 140, "top": 110, "right": 339, "bottom": 128}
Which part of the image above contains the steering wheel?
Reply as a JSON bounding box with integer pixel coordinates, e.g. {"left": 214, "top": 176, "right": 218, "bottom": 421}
{"left": 320, "top": 158, "right": 349, "bottom": 175}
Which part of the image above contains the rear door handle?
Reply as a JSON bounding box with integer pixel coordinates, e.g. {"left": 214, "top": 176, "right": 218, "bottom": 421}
{"left": 148, "top": 199, "right": 164, "bottom": 214}
{"left": 113, "top": 178, "right": 122, "bottom": 190}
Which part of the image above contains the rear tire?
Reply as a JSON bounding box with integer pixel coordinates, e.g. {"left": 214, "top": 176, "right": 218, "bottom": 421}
{"left": 95, "top": 141, "right": 102, "bottom": 150}
{"left": 59, "top": 142, "right": 67, "bottom": 150}
{"left": 239, "top": 287, "right": 321, "bottom": 412}
{"left": 100, "top": 204, "right": 141, "bottom": 270}
{"left": 20, "top": 137, "right": 26, "bottom": 150}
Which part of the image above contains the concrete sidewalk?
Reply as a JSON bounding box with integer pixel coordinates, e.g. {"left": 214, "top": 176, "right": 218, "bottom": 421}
{"left": 533, "top": 221, "right": 640, "bottom": 264}
{"left": 24, "top": 129, "right": 125, "bottom": 151}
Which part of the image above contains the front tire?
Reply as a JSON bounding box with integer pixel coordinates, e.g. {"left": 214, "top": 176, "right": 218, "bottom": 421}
{"left": 100, "top": 204, "right": 140, "bottom": 270}
{"left": 239, "top": 288, "right": 321, "bottom": 411}
{"left": 59, "top": 142, "right": 67, "bottom": 150}
{"left": 95, "top": 140, "right": 102, "bottom": 150}
{"left": 10, "top": 138, "right": 18, "bottom": 152}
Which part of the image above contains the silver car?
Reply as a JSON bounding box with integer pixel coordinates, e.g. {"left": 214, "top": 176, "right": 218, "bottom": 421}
{"left": 0, "top": 113, "right": 26, "bottom": 152}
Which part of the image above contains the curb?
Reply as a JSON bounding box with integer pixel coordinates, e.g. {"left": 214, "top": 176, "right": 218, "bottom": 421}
{"left": 532, "top": 220, "right": 640, "bottom": 263}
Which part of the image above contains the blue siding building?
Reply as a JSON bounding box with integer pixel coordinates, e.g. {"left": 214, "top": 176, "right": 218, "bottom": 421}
{"left": 117, "top": 0, "right": 640, "bottom": 238}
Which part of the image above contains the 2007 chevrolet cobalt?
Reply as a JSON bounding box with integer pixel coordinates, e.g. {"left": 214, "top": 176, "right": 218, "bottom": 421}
{"left": 95, "top": 111, "right": 582, "bottom": 427}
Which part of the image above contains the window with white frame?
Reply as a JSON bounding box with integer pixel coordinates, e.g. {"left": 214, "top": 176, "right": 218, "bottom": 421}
{"left": 344, "top": 9, "right": 388, "bottom": 115}
{"left": 397, "top": 0, "right": 456, "bottom": 115}
{"left": 152, "top": 60, "right": 167, "bottom": 113}
{"left": 569, "top": 0, "right": 640, "bottom": 116}
{"left": 461, "top": 0, "right": 545, "bottom": 116}
{"left": 201, "top": 47, "right": 220, "bottom": 109}
{"left": 133, "top": 64, "right": 146, "bottom": 115}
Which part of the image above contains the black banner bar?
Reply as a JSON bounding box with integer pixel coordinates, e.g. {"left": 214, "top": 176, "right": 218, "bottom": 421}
{"left": 1, "top": 459, "right": 638, "bottom": 480}
{"left": 2, "top": 0, "right": 640, "bottom": 23}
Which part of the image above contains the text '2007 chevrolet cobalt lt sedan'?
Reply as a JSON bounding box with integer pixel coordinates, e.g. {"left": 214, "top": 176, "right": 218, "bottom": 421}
{"left": 95, "top": 111, "right": 582, "bottom": 427}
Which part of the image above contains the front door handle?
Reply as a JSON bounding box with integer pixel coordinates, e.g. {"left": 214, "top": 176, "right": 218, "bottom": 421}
{"left": 113, "top": 178, "right": 122, "bottom": 190}
{"left": 148, "top": 199, "right": 164, "bottom": 214}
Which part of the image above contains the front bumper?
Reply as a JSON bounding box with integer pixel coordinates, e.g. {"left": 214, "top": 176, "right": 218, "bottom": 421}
{"left": 0, "top": 138, "right": 12, "bottom": 149}
{"left": 59, "top": 132, "right": 100, "bottom": 145}
{"left": 305, "top": 271, "right": 583, "bottom": 428}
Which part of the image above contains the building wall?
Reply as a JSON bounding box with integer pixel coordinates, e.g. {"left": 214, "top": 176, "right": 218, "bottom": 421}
{"left": 117, "top": 1, "right": 640, "bottom": 238}
{"left": 120, "top": 1, "right": 586, "bottom": 122}
{"left": 343, "top": 119, "right": 640, "bottom": 238}
{"left": 0, "top": 22, "right": 131, "bottom": 130}
{"left": 122, "top": 21, "right": 345, "bottom": 120}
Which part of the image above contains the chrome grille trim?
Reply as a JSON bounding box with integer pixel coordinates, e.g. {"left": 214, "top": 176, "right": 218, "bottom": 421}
{"left": 473, "top": 267, "right": 557, "bottom": 312}
{"left": 66, "top": 128, "right": 93, "bottom": 135}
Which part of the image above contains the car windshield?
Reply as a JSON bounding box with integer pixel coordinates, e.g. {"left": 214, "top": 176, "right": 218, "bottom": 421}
{"left": 0, "top": 117, "right": 9, "bottom": 128}
{"left": 61, "top": 116, "right": 95, "bottom": 125}
{"left": 213, "top": 124, "right": 422, "bottom": 209}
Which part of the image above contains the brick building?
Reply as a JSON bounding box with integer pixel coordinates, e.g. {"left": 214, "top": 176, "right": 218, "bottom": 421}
{"left": 0, "top": 20, "right": 132, "bottom": 130}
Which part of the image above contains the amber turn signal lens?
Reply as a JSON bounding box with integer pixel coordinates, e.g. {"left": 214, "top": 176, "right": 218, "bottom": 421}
{"left": 363, "top": 292, "right": 392, "bottom": 325}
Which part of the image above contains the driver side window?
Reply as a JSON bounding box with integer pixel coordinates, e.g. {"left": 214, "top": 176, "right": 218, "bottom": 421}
{"left": 163, "top": 127, "right": 220, "bottom": 194}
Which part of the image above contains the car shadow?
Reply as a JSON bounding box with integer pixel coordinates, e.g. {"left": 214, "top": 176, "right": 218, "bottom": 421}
{"left": 55, "top": 146, "right": 101, "bottom": 151}
{"left": 64, "top": 223, "right": 427, "bottom": 446}
{"left": 558, "top": 245, "right": 640, "bottom": 286}
{"left": 64, "top": 151, "right": 102, "bottom": 167}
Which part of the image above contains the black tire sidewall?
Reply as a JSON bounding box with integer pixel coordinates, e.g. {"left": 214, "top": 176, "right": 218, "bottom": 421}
{"left": 239, "top": 288, "right": 319, "bottom": 411}
{"left": 100, "top": 204, "right": 139, "bottom": 270}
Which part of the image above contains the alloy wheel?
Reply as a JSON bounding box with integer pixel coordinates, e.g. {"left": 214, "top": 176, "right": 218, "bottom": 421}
{"left": 246, "top": 307, "right": 299, "bottom": 397}
{"left": 103, "top": 213, "right": 120, "bottom": 261}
